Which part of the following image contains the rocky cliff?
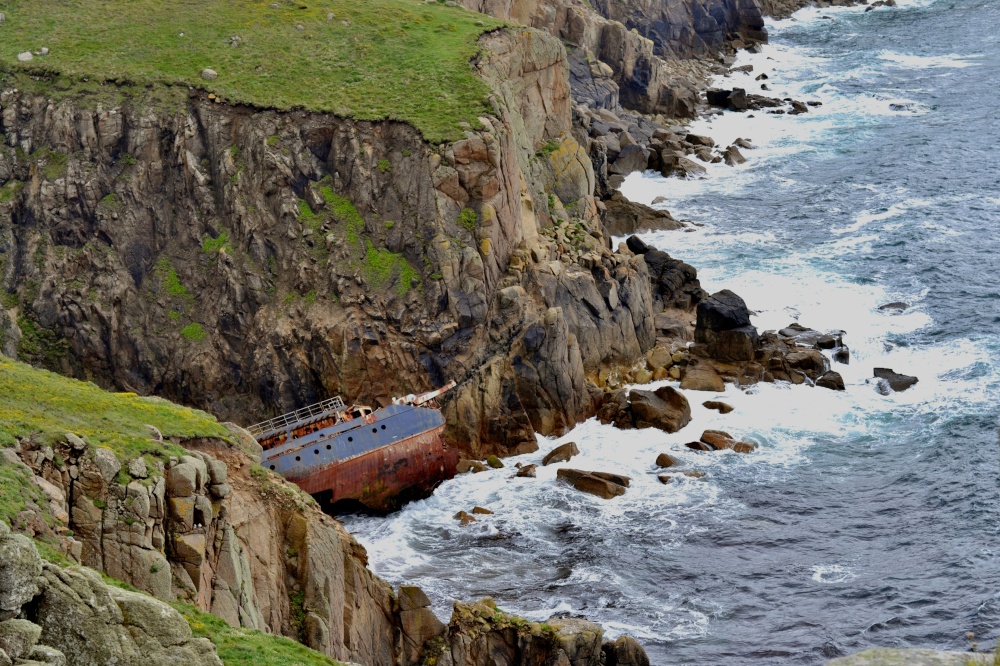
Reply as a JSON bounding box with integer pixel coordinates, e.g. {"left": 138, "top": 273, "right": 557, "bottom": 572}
{"left": 463, "top": 0, "right": 767, "bottom": 119}
{"left": 0, "top": 17, "right": 700, "bottom": 459}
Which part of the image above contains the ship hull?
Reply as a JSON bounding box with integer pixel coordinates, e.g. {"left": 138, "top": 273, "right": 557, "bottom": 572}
{"left": 283, "top": 425, "right": 458, "bottom": 511}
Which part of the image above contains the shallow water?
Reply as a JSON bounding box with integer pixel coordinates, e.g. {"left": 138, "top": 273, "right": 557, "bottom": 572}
{"left": 343, "top": 2, "right": 1000, "bottom": 662}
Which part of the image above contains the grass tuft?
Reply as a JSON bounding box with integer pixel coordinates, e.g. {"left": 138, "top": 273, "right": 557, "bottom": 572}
{"left": 0, "top": 0, "right": 505, "bottom": 143}
{"left": 180, "top": 323, "right": 207, "bottom": 341}
{"left": 201, "top": 231, "right": 232, "bottom": 254}
{"left": 458, "top": 207, "right": 477, "bottom": 232}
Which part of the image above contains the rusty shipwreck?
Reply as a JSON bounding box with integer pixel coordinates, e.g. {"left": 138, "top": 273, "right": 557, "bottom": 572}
{"left": 249, "top": 382, "right": 459, "bottom": 511}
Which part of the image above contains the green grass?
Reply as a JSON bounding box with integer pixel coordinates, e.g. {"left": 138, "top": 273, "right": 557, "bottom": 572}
{"left": 363, "top": 241, "right": 419, "bottom": 297}
{"left": 157, "top": 260, "right": 190, "bottom": 298}
{"left": 180, "top": 323, "right": 206, "bottom": 341}
{"left": 0, "top": 460, "right": 50, "bottom": 527}
{"left": 322, "top": 189, "right": 365, "bottom": 246}
{"left": 174, "top": 602, "right": 346, "bottom": 666}
{"left": 0, "top": 354, "right": 230, "bottom": 461}
{"left": 0, "top": 180, "right": 23, "bottom": 204}
{"left": 201, "top": 231, "right": 232, "bottom": 254}
{"left": 0, "top": 0, "right": 505, "bottom": 143}
{"left": 458, "top": 207, "right": 477, "bottom": 231}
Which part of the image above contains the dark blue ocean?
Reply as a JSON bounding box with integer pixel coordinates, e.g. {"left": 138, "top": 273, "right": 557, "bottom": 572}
{"left": 344, "top": 1, "right": 1000, "bottom": 662}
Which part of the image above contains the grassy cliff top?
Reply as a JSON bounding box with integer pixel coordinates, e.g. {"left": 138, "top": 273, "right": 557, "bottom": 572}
{"left": 0, "top": 355, "right": 231, "bottom": 460}
{"left": 0, "top": 0, "right": 505, "bottom": 143}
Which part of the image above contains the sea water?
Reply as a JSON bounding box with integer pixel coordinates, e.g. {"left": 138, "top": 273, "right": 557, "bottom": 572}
{"left": 343, "top": 1, "right": 1000, "bottom": 662}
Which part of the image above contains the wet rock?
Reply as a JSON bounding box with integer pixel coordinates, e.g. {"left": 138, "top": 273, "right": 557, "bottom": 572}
{"left": 874, "top": 368, "right": 918, "bottom": 392}
{"left": 542, "top": 442, "right": 580, "bottom": 466}
{"left": 816, "top": 371, "right": 846, "bottom": 391}
{"left": 723, "top": 145, "right": 746, "bottom": 166}
{"left": 485, "top": 455, "right": 504, "bottom": 469}
{"left": 591, "top": 471, "right": 631, "bottom": 487}
{"left": 680, "top": 364, "right": 725, "bottom": 392}
{"left": 703, "top": 400, "right": 734, "bottom": 414}
{"left": 695, "top": 290, "right": 759, "bottom": 362}
{"left": 456, "top": 460, "right": 488, "bottom": 474}
{"left": 684, "top": 441, "right": 713, "bottom": 452}
{"left": 453, "top": 511, "right": 476, "bottom": 525}
{"left": 557, "top": 469, "right": 627, "bottom": 499}
{"left": 657, "top": 474, "right": 673, "bottom": 484}
{"left": 628, "top": 386, "right": 691, "bottom": 433}
{"left": 697, "top": 289, "right": 751, "bottom": 330}
{"left": 699, "top": 430, "right": 755, "bottom": 453}
{"left": 609, "top": 144, "right": 649, "bottom": 176}
{"left": 685, "top": 133, "right": 715, "bottom": 148}
{"left": 786, "top": 350, "right": 828, "bottom": 376}
{"left": 878, "top": 301, "right": 908, "bottom": 312}
{"left": 603, "top": 635, "right": 651, "bottom": 666}
{"left": 515, "top": 464, "right": 537, "bottom": 478}
{"left": 602, "top": 192, "right": 684, "bottom": 236}
{"left": 816, "top": 334, "right": 839, "bottom": 349}
{"left": 655, "top": 453, "right": 678, "bottom": 468}
{"left": 834, "top": 346, "right": 851, "bottom": 364}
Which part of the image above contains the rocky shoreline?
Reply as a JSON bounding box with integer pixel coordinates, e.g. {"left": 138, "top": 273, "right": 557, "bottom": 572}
{"left": 0, "top": 0, "right": 922, "bottom": 664}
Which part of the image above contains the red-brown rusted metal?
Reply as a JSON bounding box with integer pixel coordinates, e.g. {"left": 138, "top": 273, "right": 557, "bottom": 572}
{"left": 284, "top": 424, "right": 459, "bottom": 511}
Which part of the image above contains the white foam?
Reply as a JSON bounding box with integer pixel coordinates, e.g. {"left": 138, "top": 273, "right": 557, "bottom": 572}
{"left": 878, "top": 50, "right": 981, "bottom": 70}
{"left": 811, "top": 564, "right": 857, "bottom": 584}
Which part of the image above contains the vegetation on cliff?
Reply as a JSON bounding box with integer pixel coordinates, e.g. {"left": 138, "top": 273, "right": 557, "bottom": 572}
{"left": 175, "top": 601, "right": 347, "bottom": 666}
{"left": 0, "top": 0, "right": 504, "bottom": 142}
{"left": 0, "top": 354, "right": 230, "bottom": 459}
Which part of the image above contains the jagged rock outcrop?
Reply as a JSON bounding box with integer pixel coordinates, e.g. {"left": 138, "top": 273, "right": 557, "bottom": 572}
{"left": 463, "top": 0, "right": 769, "bottom": 119}
{"left": 426, "top": 598, "right": 613, "bottom": 666}
{"left": 35, "top": 565, "right": 222, "bottom": 666}
{"left": 590, "top": 0, "right": 766, "bottom": 58}
{"left": 0, "top": 520, "right": 221, "bottom": 666}
{"left": 9, "top": 434, "right": 398, "bottom": 665}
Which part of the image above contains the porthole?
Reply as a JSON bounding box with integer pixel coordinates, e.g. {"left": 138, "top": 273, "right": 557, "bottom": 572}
{"left": 348, "top": 436, "right": 353, "bottom": 442}
{"left": 314, "top": 449, "right": 319, "bottom": 455}
{"left": 269, "top": 465, "right": 275, "bottom": 470}
{"left": 295, "top": 456, "right": 300, "bottom": 462}
{"left": 381, "top": 424, "right": 386, "bottom": 430}
{"left": 372, "top": 427, "right": 377, "bottom": 433}
{"left": 326, "top": 444, "right": 332, "bottom": 450}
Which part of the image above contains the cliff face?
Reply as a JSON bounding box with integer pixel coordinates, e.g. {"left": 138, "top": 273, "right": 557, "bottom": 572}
{"left": 0, "top": 26, "right": 661, "bottom": 458}
{"left": 8, "top": 431, "right": 398, "bottom": 665}
{"left": 462, "top": 0, "right": 767, "bottom": 118}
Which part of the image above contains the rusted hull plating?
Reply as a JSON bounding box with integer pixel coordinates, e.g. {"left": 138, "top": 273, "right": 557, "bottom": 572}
{"left": 284, "top": 425, "right": 458, "bottom": 511}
